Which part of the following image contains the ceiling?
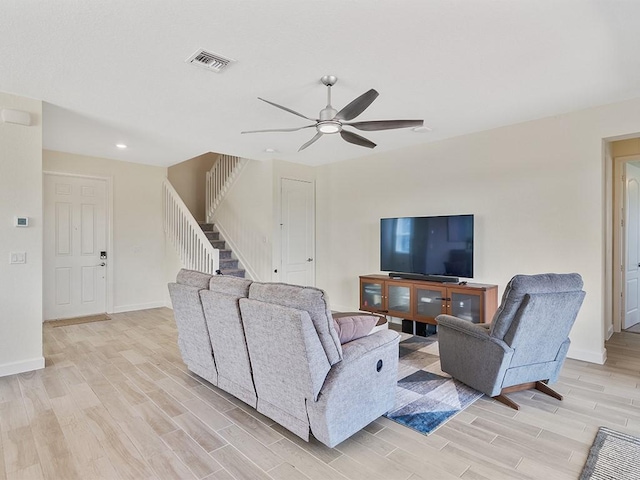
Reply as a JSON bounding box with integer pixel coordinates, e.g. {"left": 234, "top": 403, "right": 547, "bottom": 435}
{"left": 2, "top": 1, "right": 640, "bottom": 167}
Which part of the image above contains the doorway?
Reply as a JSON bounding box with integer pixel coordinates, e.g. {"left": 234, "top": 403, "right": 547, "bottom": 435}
{"left": 43, "top": 174, "right": 109, "bottom": 320}
{"left": 611, "top": 147, "right": 640, "bottom": 333}
{"left": 280, "top": 178, "right": 315, "bottom": 287}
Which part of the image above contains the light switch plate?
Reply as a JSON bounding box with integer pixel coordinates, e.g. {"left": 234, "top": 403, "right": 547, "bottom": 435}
{"left": 15, "top": 217, "right": 28, "bottom": 227}
{"left": 10, "top": 252, "right": 26, "bottom": 264}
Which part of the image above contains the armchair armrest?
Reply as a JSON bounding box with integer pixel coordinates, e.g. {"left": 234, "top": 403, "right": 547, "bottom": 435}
{"left": 306, "top": 329, "right": 400, "bottom": 447}
{"left": 436, "top": 314, "right": 492, "bottom": 340}
{"left": 436, "top": 314, "right": 513, "bottom": 397}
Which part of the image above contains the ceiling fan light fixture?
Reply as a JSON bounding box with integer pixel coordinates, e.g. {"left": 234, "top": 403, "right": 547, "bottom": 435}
{"left": 317, "top": 121, "right": 342, "bottom": 134}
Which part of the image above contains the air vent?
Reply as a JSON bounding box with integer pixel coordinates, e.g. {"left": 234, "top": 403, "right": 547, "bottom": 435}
{"left": 186, "top": 49, "right": 234, "bottom": 73}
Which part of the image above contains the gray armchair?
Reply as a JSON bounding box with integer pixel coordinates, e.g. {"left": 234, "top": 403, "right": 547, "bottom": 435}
{"left": 436, "top": 273, "right": 585, "bottom": 409}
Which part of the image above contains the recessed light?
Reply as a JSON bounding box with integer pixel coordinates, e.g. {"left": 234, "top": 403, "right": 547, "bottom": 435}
{"left": 264, "top": 148, "right": 277, "bottom": 153}
{"left": 116, "top": 143, "right": 128, "bottom": 149}
{"left": 411, "top": 126, "right": 432, "bottom": 133}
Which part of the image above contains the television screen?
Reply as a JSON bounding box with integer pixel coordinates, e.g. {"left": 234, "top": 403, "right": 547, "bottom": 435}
{"left": 380, "top": 214, "right": 474, "bottom": 278}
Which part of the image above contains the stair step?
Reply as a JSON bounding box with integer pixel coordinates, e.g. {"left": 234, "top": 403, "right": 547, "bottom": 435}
{"left": 199, "top": 222, "right": 215, "bottom": 232}
{"left": 219, "top": 249, "right": 232, "bottom": 259}
{"left": 219, "top": 269, "right": 245, "bottom": 278}
{"left": 205, "top": 231, "right": 220, "bottom": 241}
{"left": 209, "top": 240, "right": 226, "bottom": 249}
{"left": 219, "top": 258, "right": 239, "bottom": 270}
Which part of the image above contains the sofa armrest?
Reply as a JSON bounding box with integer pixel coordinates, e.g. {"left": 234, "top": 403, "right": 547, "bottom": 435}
{"left": 305, "top": 329, "right": 400, "bottom": 447}
{"left": 437, "top": 314, "right": 513, "bottom": 397}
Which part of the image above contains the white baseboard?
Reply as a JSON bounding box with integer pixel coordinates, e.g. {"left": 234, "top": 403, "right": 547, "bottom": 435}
{"left": 606, "top": 324, "right": 614, "bottom": 340}
{"left": 568, "top": 346, "right": 607, "bottom": 365}
{"left": 0, "top": 356, "right": 45, "bottom": 378}
{"left": 112, "top": 301, "right": 167, "bottom": 314}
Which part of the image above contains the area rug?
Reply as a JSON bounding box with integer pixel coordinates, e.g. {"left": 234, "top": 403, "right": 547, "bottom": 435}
{"left": 46, "top": 313, "right": 111, "bottom": 327}
{"left": 579, "top": 426, "right": 640, "bottom": 479}
{"left": 384, "top": 334, "right": 483, "bottom": 435}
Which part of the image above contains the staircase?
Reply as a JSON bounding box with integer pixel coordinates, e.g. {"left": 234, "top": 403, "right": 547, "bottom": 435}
{"left": 198, "top": 222, "right": 245, "bottom": 278}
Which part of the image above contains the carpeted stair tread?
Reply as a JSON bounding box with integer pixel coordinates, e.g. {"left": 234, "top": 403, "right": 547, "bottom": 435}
{"left": 219, "top": 269, "right": 245, "bottom": 278}
{"left": 198, "top": 222, "right": 215, "bottom": 232}
{"left": 209, "top": 240, "right": 226, "bottom": 249}
{"left": 204, "top": 231, "right": 220, "bottom": 241}
{"left": 219, "top": 259, "right": 239, "bottom": 269}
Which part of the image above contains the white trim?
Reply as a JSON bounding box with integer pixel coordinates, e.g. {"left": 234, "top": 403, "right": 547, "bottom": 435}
{"left": 112, "top": 301, "right": 167, "bottom": 314}
{"left": 43, "top": 171, "right": 115, "bottom": 315}
{"left": 567, "top": 346, "right": 607, "bottom": 365}
{"left": 0, "top": 357, "right": 45, "bottom": 378}
{"left": 606, "top": 324, "right": 614, "bottom": 340}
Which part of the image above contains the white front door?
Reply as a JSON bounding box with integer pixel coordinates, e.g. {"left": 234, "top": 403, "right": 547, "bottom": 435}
{"left": 625, "top": 164, "right": 640, "bottom": 329}
{"left": 44, "top": 174, "right": 108, "bottom": 320}
{"left": 281, "top": 178, "right": 315, "bottom": 287}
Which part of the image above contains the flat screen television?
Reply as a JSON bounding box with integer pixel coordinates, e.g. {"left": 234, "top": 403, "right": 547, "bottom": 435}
{"left": 380, "top": 214, "right": 474, "bottom": 281}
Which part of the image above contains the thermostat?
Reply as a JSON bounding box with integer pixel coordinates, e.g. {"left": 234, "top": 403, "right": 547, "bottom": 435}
{"left": 15, "top": 217, "right": 28, "bottom": 227}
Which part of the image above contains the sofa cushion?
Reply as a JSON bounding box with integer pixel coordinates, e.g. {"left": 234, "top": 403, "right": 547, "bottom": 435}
{"left": 209, "top": 275, "right": 252, "bottom": 296}
{"left": 332, "top": 314, "right": 378, "bottom": 344}
{"left": 248, "top": 282, "right": 343, "bottom": 365}
{"left": 176, "top": 269, "right": 213, "bottom": 289}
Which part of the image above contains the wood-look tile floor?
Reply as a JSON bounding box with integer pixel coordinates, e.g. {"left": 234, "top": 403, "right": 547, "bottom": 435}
{"left": 1, "top": 308, "right": 639, "bottom": 480}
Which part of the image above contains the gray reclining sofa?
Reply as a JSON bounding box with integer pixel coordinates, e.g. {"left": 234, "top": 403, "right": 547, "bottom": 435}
{"left": 168, "top": 269, "right": 400, "bottom": 447}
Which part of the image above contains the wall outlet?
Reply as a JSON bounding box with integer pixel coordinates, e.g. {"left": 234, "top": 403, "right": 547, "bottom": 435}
{"left": 10, "top": 252, "right": 26, "bottom": 264}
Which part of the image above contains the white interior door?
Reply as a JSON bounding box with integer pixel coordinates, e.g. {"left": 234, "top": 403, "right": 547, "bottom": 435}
{"left": 625, "top": 164, "right": 640, "bottom": 329}
{"left": 44, "top": 174, "right": 107, "bottom": 320}
{"left": 281, "top": 178, "right": 315, "bottom": 287}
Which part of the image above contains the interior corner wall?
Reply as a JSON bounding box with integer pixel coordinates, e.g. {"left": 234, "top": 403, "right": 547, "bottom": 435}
{"left": 315, "top": 96, "right": 640, "bottom": 364}
{"left": 167, "top": 152, "right": 217, "bottom": 222}
{"left": 0, "top": 92, "right": 44, "bottom": 377}
{"left": 43, "top": 150, "right": 168, "bottom": 313}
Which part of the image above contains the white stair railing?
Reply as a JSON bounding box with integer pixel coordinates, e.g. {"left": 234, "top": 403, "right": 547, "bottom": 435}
{"left": 205, "top": 155, "right": 247, "bottom": 222}
{"left": 163, "top": 179, "right": 219, "bottom": 274}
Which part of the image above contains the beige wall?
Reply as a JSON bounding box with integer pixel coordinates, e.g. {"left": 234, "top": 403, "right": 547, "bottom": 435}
{"left": 168, "top": 153, "right": 217, "bottom": 222}
{"left": 313, "top": 96, "right": 640, "bottom": 364}
{"left": 44, "top": 150, "right": 169, "bottom": 313}
{"left": 0, "top": 93, "right": 44, "bottom": 376}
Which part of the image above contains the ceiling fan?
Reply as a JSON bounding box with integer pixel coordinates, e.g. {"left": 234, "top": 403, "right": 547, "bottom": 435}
{"left": 241, "top": 75, "right": 424, "bottom": 152}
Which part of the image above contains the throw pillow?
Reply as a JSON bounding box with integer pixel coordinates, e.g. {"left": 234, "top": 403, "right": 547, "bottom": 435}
{"left": 332, "top": 314, "right": 378, "bottom": 344}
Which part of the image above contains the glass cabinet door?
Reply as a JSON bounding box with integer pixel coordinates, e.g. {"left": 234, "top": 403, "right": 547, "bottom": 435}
{"left": 386, "top": 281, "right": 412, "bottom": 316}
{"left": 360, "top": 279, "right": 384, "bottom": 311}
{"left": 414, "top": 286, "right": 447, "bottom": 322}
{"left": 449, "top": 290, "right": 482, "bottom": 323}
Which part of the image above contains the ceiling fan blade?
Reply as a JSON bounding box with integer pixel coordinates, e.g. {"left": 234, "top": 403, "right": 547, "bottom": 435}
{"left": 335, "top": 89, "right": 379, "bottom": 121}
{"left": 241, "top": 125, "right": 315, "bottom": 134}
{"left": 258, "top": 97, "right": 315, "bottom": 121}
{"left": 298, "top": 132, "right": 323, "bottom": 151}
{"left": 340, "top": 130, "right": 376, "bottom": 149}
{"left": 344, "top": 119, "right": 424, "bottom": 131}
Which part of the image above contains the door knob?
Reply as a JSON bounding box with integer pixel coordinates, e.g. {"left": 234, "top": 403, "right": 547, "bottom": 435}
{"left": 307, "top": 258, "right": 314, "bottom": 262}
{"left": 98, "top": 262, "right": 106, "bottom": 267}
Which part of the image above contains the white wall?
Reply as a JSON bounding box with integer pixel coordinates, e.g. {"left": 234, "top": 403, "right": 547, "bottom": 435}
{"left": 43, "top": 150, "right": 169, "bottom": 313}
{"left": 315, "top": 96, "right": 640, "bottom": 364}
{"left": 0, "top": 93, "right": 44, "bottom": 377}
